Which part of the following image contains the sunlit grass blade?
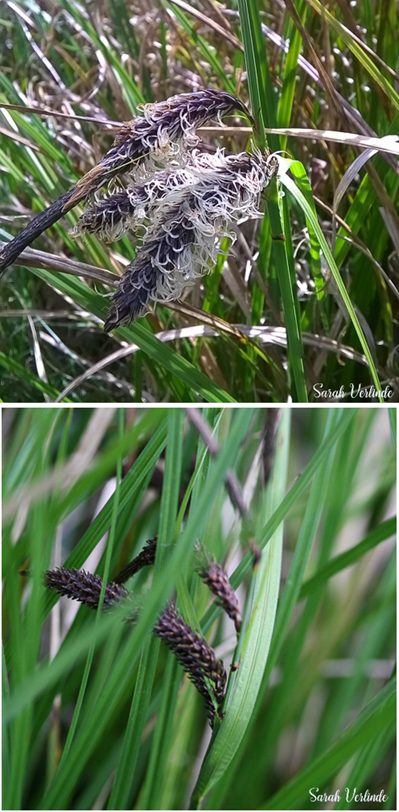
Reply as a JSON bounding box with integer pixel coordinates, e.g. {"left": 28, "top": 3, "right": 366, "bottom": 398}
{"left": 280, "top": 165, "right": 383, "bottom": 397}
{"left": 237, "top": 0, "right": 307, "bottom": 401}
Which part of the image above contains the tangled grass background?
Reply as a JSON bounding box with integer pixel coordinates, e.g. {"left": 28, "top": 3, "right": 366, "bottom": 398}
{"left": 0, "top": 0, "right": 398, "bottom": 402}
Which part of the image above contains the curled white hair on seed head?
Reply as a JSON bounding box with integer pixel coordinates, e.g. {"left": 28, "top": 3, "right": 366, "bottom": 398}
{"left": 98, "top": 150, "right": 279, "bottom": 331}
{"left": 0, "top": 88, "right": 252, "bottom": 275}
{"left": 72, "top": 149, "right": 277, "bottom": 243}
{"left": 67, "top": 91, "right": 280, "bottom": 332}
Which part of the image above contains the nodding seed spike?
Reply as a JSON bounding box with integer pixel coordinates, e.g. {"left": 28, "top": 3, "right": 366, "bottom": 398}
{"left": 154, "top": 604, "right": 227, "bottom": 728}
{"left": 195, "top": 543, "right": 242, "bottom": 634}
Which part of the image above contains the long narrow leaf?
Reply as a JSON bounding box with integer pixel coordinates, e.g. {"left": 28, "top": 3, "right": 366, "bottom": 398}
{"left": 191, "top": 409, "right": 290, "bottom": 804}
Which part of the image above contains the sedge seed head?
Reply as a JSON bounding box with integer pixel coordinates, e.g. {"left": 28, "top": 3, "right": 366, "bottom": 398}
{"left": 45, "top": 567, "right": 129, "bottom": 610}
{"left": 154, "top": 604, "right": 227, "bottom": 728}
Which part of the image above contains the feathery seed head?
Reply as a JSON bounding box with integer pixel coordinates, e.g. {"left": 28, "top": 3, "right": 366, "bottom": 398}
{"left": 102, "top": 148, "right": 278, "bottom": 330}
{"left": 70, "top": 89, "right": 252, "bottom": 205}
{"left": 71, "top": 166, "right": 196, "bottom": 242}
{"left": 103, "top": 201, "right": 213, "bottom": 329}
{"left": 68, "top": 89, "right": 277, "bottom": 330}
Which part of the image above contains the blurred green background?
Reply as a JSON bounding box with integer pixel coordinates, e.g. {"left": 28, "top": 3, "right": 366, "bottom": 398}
{"left": 2, "top": 406, "right": 396, "bottom": 809}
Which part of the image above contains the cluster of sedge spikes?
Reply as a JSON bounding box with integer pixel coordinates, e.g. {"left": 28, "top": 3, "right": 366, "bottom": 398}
{"left": 0, "top": 88, "right": 278, "bottom": 331}
{"left": 44, "top": 536, "right": 240, "bottom": 729}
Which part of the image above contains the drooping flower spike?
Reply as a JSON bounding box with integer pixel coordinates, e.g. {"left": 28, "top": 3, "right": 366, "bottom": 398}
{"left": 0, "top": 89, "right": 251, "bottom": 274}
{"left": 42, "top": 536, "right": 235, "bottom": 729}
{"left": 44, "top": 562, "right": 227, "bottom": 729}
{"left": 195, "top": 542, "right": 242, "bottom": 634}
{"left": 45, "top": 536, "right": 158, "bottom": 604}
{"left": 154, "top": 604, "right": 227, "bottom": 728}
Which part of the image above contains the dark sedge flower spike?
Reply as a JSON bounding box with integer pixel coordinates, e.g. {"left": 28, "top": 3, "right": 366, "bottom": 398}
{"left": 154, "top": 604, "right": 226, "bottom": 729}
{"left": 45, "top": 567, "right": 129, "bottom": 610}
{"left": 113, "top": 535, "right": 158, "bottom": 584}
{"left": 195, "top": 542, "right": 242, "bottom": 634}
{"left": 0, "top": 89, "right": 251, "bottom": 274}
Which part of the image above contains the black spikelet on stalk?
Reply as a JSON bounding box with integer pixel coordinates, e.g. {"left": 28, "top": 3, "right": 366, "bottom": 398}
{"left": 71, "top": 191, "right": 138, "bottom": 243}
{"left": 103, "top": 202, "right": 196, "bottom": 329}
{"left": 71, "top": 167, "right": 192, "bottom": 242}
{"left": 45, "top": 567, "right": 129, "bottom": 610}
{"left": 113, "top": 536, "right": 158, "bottom": 584}
{"left": 43, "top": 547, "right": 231, "bottom": 729}
{"left": 154, "top": 604, "right": 226, "bottom": 729}
{"left": 0, "top": 89, "right": 251, "bottom": 274}
{"left": 195, "top": 542, "right": 242, "bottom": 634}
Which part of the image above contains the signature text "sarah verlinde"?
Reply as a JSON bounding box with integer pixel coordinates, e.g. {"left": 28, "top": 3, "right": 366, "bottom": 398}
{"left": 313, "top": 383, "right": 394, "bottom": 399}
{"left": 309, "top": 788, "right": 388, "bottom": 803}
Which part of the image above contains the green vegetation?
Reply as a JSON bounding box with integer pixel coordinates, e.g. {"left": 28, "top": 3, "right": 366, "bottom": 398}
{"left": 0, "top": 0, "right": 398, "bottom": 402}
{"left": 2, "top": 407, "right": 396, "bottom": 808}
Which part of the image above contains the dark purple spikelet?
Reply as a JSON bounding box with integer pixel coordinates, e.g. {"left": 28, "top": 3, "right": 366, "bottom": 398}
{"left": 113, "top": 536, "right": 158, "bottom": 584}
{"left": 154, "top": 604, "right": 226, "bottom": 728}
{"left": 103, "top": 205, "right": 195, "bottom": 330}
{"left": 71, "top": 191, "right": 135, "bottom": 242}
{"left": 195, "top": 543, "right": 242, "bottom": 634}
{"left": 45, "top": 567, "right": 129, "bottom": 610}
{"left": 68, "top": 88, "right": 252, "bottom": 208}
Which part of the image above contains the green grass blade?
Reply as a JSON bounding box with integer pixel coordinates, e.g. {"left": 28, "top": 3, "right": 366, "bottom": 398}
{"left": 30, "top": 268, "right": 236, "bottom": 403}
{"left": 3, "top": 410, "right": 395, "bottom": 807}
{"left": 237, "top": 0, "right": 307, "bottom": 400}
{"left": 106, "top": 638, "right": 157, "bottom": 810}
{"left": 32, "top": 410, "right": 255, "bottom": 809}
{"left": 300, "top": 516, "right": 396, "bottom": 598}
{"left": 191, "top": 409, "right": 291, "bottom": 805}
{"left": 140, "top": 410, "right": 185, "bottom": 809}
{"left": 281, "top": 166, "right": 383, "bottom": 397}
{"left": 306, "top": 0, "right": 399, "bottom": 111}
{"left": 262, "top": 677, "right": 396, "bottom": 809}
{"left": 201, "top": 408, "right": 358, "bottom": 635}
